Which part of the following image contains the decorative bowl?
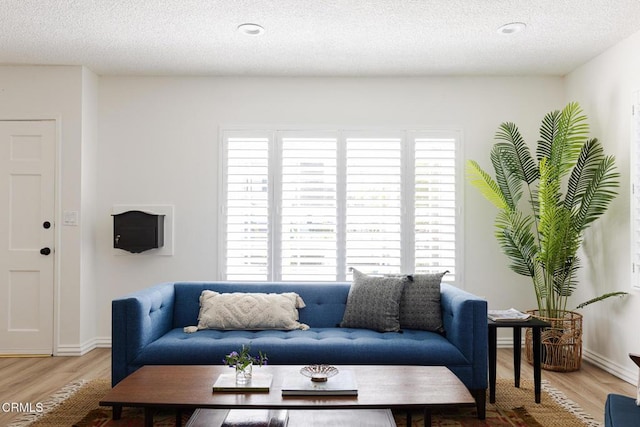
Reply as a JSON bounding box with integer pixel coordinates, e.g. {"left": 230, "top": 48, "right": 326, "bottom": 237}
{"left": 300, "top": 365, "right": 339, "bottom": 382}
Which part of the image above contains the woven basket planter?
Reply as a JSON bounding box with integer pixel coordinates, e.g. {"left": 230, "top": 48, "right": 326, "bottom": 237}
{"left": 524, "top": 309, "right": 583, "bottom": 372}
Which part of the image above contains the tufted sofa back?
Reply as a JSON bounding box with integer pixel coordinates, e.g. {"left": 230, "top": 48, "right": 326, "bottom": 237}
{"left": 172, "top": 282, "right": 352, "bottom": 329}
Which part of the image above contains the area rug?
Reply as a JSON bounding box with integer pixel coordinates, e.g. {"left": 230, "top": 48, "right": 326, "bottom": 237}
{"left": 8, "top": 378, "right": 601, "bottom": 427}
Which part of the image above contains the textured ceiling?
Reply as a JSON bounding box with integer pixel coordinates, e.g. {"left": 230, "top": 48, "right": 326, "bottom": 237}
{"left": 2, "top": 0, "right": 640, "bottom": 77}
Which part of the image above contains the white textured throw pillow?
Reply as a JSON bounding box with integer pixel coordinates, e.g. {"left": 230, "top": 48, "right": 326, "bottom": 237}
{"left": 195, "top": 291, "right": 310, "bottom": 331}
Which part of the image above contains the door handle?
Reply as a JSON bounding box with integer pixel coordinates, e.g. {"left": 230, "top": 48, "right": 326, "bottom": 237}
{"left": 40, "top": 247, "right": 51, "bottom": 256}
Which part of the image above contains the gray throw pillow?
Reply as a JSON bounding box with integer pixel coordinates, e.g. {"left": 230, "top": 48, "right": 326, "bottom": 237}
{"left": 340, "top": 269, "right": 407, "bottom": 332}
{"left": 399, "top": 271, "right": 448, "bottom": 332}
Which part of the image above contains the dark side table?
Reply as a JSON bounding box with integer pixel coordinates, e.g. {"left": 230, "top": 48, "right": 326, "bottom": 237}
{"left": 488, "top": 317, "right": 551, "bottom": 404}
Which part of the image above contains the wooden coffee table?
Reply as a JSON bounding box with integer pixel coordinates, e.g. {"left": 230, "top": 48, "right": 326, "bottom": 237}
{"left": 99, "top": 365, "right": 475, "bottom": 427}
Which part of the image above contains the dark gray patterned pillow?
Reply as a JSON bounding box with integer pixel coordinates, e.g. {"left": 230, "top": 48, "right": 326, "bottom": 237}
{"left": 340, "top": 269, "right": 407, "bottom": 332}
{"left": 399, "top": 271, "right": 448, "bottom": 332}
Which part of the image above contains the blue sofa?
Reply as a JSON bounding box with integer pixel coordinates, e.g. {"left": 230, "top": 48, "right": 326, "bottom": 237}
{"left": 111, "top": 281, "right": 488, "bottom": 417}
{"left": 605, "top": 394, "right": 639, "bottom": 427}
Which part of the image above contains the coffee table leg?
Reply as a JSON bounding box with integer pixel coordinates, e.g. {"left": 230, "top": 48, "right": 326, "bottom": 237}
{"left": 112, "top": 404, "right": 122, "bottom": 420}
{"left": 423, "top": 408, "right": 431, "bottom": 426}
{"left": 176, "top": 409, "right": 182, "bottom": 427}
{"left": 144, "top": 407, "right": 154, "bottom": 427}
{"left": 406, "top": 411, "right": 412, "bottom": 426}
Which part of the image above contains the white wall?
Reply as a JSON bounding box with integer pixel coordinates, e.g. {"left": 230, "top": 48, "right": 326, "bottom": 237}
{"left": 95, "top": 76, "right": 565, "bottom": 340}
{"left": 565, "top": 28, "right": 640, "bottom": 383}
{"left": 0, "top": 65, "right": 93, "bottom": 354}
{"left": 7, "top": 65, "right": 631, "bottom": 373}
{"left": 14, "top": 66, "right": 619, "bottom": 360}
{"left": 80, "top": 67, "right": 100, "bottom": 350}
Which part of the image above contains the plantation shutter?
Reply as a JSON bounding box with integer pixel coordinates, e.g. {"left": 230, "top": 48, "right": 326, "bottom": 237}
{"left": 223, "top": 132, "right": 270, "bottom": 280}
{"left": 414, "top": 133, "right": 457, "bottom": 280}
{"left": 279, "top": 133, "right": 338, "bottom": 281}
{"left": 632, "top": 93, "right": 640, "bottom": 289}
{"left": 221, "top": 128, "right": 460, "bottom": 283}
{"left": 345, "top": 134, "right": 403, "bottom": 275}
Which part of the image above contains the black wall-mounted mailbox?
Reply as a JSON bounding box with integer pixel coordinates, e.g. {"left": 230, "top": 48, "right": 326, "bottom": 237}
{"left": 113, "top": 210, "right": 165, "bottom": 253}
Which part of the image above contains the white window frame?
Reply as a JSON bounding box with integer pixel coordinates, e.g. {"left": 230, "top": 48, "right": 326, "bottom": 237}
{"left": 218, "top": 127, "right": 464, "bottom": 286}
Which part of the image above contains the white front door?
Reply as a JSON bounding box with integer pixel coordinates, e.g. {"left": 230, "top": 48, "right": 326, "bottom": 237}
{"left": 0, "top": 121, "right": 56, "bottom": 355}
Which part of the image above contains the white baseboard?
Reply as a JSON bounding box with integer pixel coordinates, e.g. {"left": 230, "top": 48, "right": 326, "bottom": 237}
{"left": 496, "top": 340, "right": 636, "bottom": 386}
{"left": 54, "top": 336, "right": 111, "bottom": 356}
{"left": 496, "top": 336, "right": 519, "bottom": 348}
{"left": 583, "top": 348, "right": 636, "bottom": 385}
{"left": 94, "top": 336, "right": 111, "bottom": 348}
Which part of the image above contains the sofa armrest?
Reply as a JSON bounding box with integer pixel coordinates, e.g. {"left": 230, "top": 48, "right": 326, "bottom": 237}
{"left": 441, "top": 282, "right": 488, "bottom": 389}
{"left": 111, "top": 282, "right": 176, "bottom": 386}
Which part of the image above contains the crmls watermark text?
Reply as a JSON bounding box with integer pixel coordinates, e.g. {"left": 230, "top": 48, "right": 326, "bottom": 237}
{"left": 1, "top": 402, "right": 44, "bottom": 413}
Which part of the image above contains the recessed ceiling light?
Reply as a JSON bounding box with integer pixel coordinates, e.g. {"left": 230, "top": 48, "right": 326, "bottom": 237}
{"left": 237, "top": 23, "right": 265, "bottom": 36}
{"left": 497, "top": 22, "right": 526, "bottom": 35}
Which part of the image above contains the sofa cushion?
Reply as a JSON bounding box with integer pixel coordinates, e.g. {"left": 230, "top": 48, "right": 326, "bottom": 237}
{"left": 400, "top": 271, "right": 448, "bottom": 332}
{"left": 136, "top": 327, "right": 469, "bottom": 368}
{"left": 196, "top": 291, "right": 309, "bottom": 330}
{"left": 340, "top": 269, "right": 406, "bottom": 332}
{"left": 605, "top": 393, "right": 640, "bottom": 427}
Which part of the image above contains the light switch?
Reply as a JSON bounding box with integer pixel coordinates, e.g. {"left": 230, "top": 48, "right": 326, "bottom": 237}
{"left": 63, "top": 211, "right": 79, "bottom": 226}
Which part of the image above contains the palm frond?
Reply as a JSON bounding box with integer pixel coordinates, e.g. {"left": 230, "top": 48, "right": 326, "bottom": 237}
{"left": 552, "top": 256, "right": 580, "bottom": 298}
{"left": 495, "top": 122, "right": 539, "bottom": 184}
{"left": 538, "top": 205, "right": 575, "bottom": 277}
{"left": 491, "top": 145, "right": 521, "bottom": 210}
{"left": 573, "top": 155, "right": 620, "bottom": 232}
{"left": 537, "top": 158, "right": 563, "bottom": 242}
{"left": 494, "top": 210, "right": 537, "bottom": 277}
{"left": 466, "top": 160, "right": 508, "bottom": 210}
{"left": 575, "top": 292, "right": 627, "bottom": 309}
{"left": 551, "top": 102, "right": 589, "bottom": 178}
{"left": 565, "top": 138, "right": 603, "bottom": 211}
{"left": 532, "top": 262, "right": 547, "bottom": 301}
{"left": 537, "top": 110, "right": 560, "bottom": 161}
{"left": 537, "top": 157, "right": 581, "bottom": 301}
{"left": 539, "top": 204, "right": 579, "bottom": 290}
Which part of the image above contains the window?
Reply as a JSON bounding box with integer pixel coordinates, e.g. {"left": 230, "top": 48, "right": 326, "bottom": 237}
{"left": 281, "top": 133, "right": 338, "bottom": 281}
{"left": 345, "top": 134, "right": 403, "bottom": 274}
{"left": 224, "top": 134, "right": 269, "bottom": 280}
{"left": 220, "top": 128, "right": 460, "bottom": 283}
{"left": 414, "top": 135, "right": 457, "bottom": 275}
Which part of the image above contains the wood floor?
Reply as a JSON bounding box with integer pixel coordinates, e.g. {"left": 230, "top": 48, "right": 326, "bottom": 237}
{"left": 0, "top": 348, "right": 635, "bottom": 425}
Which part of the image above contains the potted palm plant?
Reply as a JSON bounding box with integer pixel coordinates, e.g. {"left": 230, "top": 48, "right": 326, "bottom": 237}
{"left": 467, "top": 102, "right": 625, "bottom": 371}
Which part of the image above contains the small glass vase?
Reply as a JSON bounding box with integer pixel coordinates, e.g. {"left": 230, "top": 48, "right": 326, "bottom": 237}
{"left": 235, "top": 362, "right": 253, "bottom": 384}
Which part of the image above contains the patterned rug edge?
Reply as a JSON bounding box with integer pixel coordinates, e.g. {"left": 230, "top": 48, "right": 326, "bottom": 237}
{"left": 541, "top": 380, "right": 602, "bottom": 427}
{"left": 6, "top": 377, "right": 604, "bottom": 427}
{"left": 6, "top": 379, "right": 88, "bottom": 427}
